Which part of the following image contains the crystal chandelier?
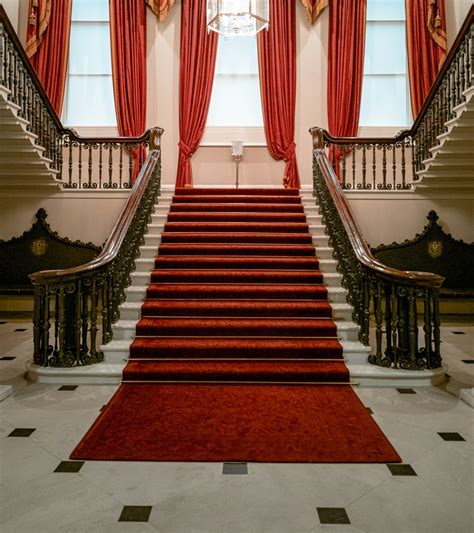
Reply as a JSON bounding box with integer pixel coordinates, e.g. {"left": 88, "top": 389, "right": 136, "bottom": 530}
{"left": 207, "top": 0, "right": 269, "bottom": 38}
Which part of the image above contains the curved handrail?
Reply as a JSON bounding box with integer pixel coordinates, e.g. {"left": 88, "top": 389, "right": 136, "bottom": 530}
{"left": 312, "top": 130, "right": 444, "bottom": 288}
{"left": 30, "top": 127, "right": 163, "bottom": 285}
{"left": 314, "top": 5, "right": 474, "bottom": 146}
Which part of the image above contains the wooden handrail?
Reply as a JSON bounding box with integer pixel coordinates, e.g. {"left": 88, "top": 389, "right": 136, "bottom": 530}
{"left": 30, "top": 128, "right": 163, "bottom": 285}
{"left": 314, "top": 5, "right": 474, "bottom": 145}
{"left": 312, "top": 134, "right": 444, "bottom": 289}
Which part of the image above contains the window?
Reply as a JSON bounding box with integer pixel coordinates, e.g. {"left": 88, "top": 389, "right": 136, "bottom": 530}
{"left": 359, "top": 0, "right": 410, "bottom": 127}
{"left": 62, "top": 0, "right": 116, "bottom": 127}
{"left": 205, "top": 36, "right": 263, "bottom": 141}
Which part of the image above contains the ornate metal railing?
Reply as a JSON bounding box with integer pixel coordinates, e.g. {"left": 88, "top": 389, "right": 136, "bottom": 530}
{"left": 311, "top": 129, "right": 445, "bottom": 370}
{"left": 318, "top": 6, "right": 473, "bottom": 190}
{"left": 29, "top": 128, "right": 163, "bottom": 367}
{"left": 0, "top": 6, "right": 151, "bottom": 189}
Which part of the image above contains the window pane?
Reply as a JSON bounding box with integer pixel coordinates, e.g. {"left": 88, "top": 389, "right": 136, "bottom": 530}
{"left": 215, "top": 36, "right": 259, "bottom": 75}
{"left": 72, "top": 0, "right": 109, "bottom": 21}
{"left": 360, "top": 75, "right": 409, "bottom": 126}
{"left": 69, "top": 22, "right": 112, "bottom": 74}
{"left": 364, "top": 21, "right": 406, "bottom": 74}
{"left": 367, "top": 0, "right": 405, "bottom": 21}
{"left": 64, "top": 76, "right": 116, "bottom": 126}
{"left": 207, "top": 75, "right": 263, "bottom": 126}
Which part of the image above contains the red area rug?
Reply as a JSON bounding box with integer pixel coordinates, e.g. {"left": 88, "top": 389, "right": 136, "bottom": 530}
{"left": 71, "top": 187, "right": 400, "bottom": 463}
{"left": 71, "top": 383, "right": 400, "bottom": 463}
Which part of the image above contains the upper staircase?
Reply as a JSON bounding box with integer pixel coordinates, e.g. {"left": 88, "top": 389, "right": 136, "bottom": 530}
{"left": 415, "top": 86, "right": 474, "bottom": 190}
{"left": 0, "top": 86, "right": 62, "bottom": 190}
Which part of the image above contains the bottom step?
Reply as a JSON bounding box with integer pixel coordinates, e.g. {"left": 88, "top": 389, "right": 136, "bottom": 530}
{"left": 123, "top": 360, "right": 349, "bottom": 383}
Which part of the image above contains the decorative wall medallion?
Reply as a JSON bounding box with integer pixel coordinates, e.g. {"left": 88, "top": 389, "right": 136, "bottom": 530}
{"left": 31, "top": 238, "right": 48, "bottom": 256}
{"left": 427, "top": 240, "right": 443, "bottom": 259}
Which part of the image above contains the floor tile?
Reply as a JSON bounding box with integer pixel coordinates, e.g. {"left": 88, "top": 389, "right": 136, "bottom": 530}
{"left": 8, "top": 427, "right": 36, "bottom": 437}
{"left": 387, "top": 464, "right": 417, "bottom": 476}
{"left": 438, "top": 432, "right": 466, "bottom": 441}
{"left": 452, "top": 331, "right": 466, "bottom": 334}
{"left": 54, "top": 461, "right": 85, "bottom": 473}
{"left": 0, "top": 356, "right": 16, "bottom": 360}
{"left": 58, "top": 385, "right": 78, "bottom": 391}
{"left": 118, "top": 506, "right": 153, "bottom": 522}
{"left": 13, "top": 328, "right": 27, "bottom": 332}
{"left": 396, "top": 388, "right": 417, "bottom": 394}
{"left": 223, "top": 462, "right": 248, "bottom": 475}
{"left": 461, "top": 359, "right": 474, "bottom": 364}
{"left": 317, "top": 507, "right": 351, "bottom": 525}
{"left": 366, "top": 407, "right": 374, "bottom": 414}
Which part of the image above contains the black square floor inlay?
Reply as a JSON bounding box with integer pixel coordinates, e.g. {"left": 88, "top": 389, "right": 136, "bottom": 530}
{"left": 396, "top": 388, "right": 417, "bottom": 394}
{"left": 461, "top": 360, "right": 474, "bottom": 365}
{"left": 223, "top": 462, "right": 248, "bottom": 475}
{"left": 317, "top": 507, "right": 350, "bottom": 525}
{"left": 14, "top": 328, "right": 27, "bottom": 332}
{"left": 438, "top": 432, "right": 465, "bottom": 441}
{"left": 387, "top": 464, "right": 417, "bottom": 476}
{"left": 58, "top": 385, "right": 78, "bottom": 391}
{"left": 8, "top": 428, "right": 36, "bottom": 437}
{"left": 366, "top": 407, "right": 374, "bottom": 414}
{"left": 100, "top": 404, "right": 107, "bottom": 411}
{"left": 119, "top": 506, "right": 152, "bottom": 522}
{"left": 0, "top": 356, "right": 16, "bottom": 361}
{"left": 452, "top": 331, "right": 466, "bottom": 335}
{"left": 0, "top": 321, "right": 7, "bottom": 324}
{"left": 54, "top": 461, "right": 85, "bottom": 473}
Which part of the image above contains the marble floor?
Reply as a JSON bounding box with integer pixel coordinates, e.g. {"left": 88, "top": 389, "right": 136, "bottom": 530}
{"left": 0, "top": 319, "right": 473, "bottom": 533}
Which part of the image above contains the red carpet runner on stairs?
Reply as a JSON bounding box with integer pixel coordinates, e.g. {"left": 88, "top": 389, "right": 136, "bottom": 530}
{"left": 71, "top": 188, "right": 400, "bottom": 463}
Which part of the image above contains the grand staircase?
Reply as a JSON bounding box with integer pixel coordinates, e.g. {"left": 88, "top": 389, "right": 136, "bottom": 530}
{"left": 104, "top": 188, "right": 370, "bottom": 383}
{"left": 0, "top": 86, "right": 62, "bottom": 190}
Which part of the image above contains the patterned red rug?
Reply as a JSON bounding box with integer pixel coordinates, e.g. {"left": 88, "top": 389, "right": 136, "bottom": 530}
{"left": 71, "top": 383, "right": 400, "bottom": 463}
{"left": 71, "top": 188, "right": 400, "bottom": 463}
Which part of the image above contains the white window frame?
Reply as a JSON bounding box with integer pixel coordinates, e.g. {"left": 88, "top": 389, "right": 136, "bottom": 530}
{"left": 203, "top": 36, "right": 266, "bottom": 146}
{"left": 359, "top": 1, "right": 412, "bottom": 133}
{"left": 62, "top": 0, "right": 117, "bottom": 132}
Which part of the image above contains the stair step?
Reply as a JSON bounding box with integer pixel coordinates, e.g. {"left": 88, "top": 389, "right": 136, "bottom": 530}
{"left": 163, "top": 222, "right": 310, "bottom": 233}
{"left": 160, "top": 232, "right": 314, "bottom": 244}
{"left": 140, "top": 300, "right": 334, "bottom": 318}
{"left": 157, "top": 243, "right": 317, "bottom": 257}
{"left": 167, "top": 212, "right": 307, "bottom": 223}
{"left": 173, "top": 194, "right": 302, "bottom": 204}
{"left": 150, "top": 269, "right": 324, "bottom": 284}
{"left": 174, "top": 187, "right": 300, "bottom": 196}
{"left": 154, "top": 255, "right": 320, "bottom": 270}
{"left": 129, "top": 337, "right": 343, "bottom": 359}
{"left": 170, "top": 203, "right": 305, "bottom": 213}
{"left": 123, "top": 360, "right": 349, "bottom": 383}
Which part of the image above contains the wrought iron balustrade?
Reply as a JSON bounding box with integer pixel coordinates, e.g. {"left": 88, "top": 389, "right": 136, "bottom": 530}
{"left": 0, "top": 6, "right": 151, "bottom": 190}
{"left": 317, "top": 6, "right": 473, "bottom": 191}
{"left": 311, "top": 129, "right": 445, "bottom": 371}
{"left": 29, "top": 128, "right": 163, "bottom": 367}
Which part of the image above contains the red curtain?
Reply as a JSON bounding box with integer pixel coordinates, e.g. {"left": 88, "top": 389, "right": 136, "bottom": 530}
{"left": 327, "top": 0, "right": 366, "bottom": 177}
{"left": 257, "top": 0, "right": 300, "bottom": 189}
{"left": 176, "top": 0, "right": 218, "bottom": 188}
{"left": 406, "top": 0, "right": 447, "bottom": 117}
{"left": 26, "top": 0, "right": 72, "bottom": 115}
{"left": 110, "top": 0, "right": 147, "bottom": 182}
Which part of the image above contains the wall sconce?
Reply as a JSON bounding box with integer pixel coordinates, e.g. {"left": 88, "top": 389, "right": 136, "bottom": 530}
{"left": 231, "top": 140, "right": 243, "bottom": 189}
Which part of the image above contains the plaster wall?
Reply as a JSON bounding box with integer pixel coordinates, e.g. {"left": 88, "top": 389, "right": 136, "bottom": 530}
{"left": 1, "top": 0, "right": 472, "bottom": 249}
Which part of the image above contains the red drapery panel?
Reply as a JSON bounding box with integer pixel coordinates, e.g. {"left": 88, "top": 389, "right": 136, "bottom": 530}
{"left": 327, "top": 0, "right": 366, "bottom": 177}
{"left": 176, "top": 0, "right": 218, "bottom": 188}
{"left": 26, "top": 0, "right": 72, "bottom": 115}
{"left": 110, "top": 0, "right": 147, "bottom": 182}
{"left": 406, "top": 0, "right": 447, "bottom": 117}
{"left": 257, "top": 0, "right": 300, "bottom": 189}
